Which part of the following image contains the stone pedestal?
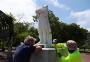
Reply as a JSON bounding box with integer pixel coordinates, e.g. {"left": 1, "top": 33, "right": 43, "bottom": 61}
{"left": 30, "top": 48, "right": 58, "bottom": 62}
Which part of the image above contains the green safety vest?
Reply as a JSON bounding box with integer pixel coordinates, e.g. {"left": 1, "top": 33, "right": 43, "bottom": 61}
{"left": 52, "top": 43, "right": 68, "bottom": 57}
{"left": 59, "top": 50, "right": 83, "bottom": 62}
{"left": 55, "top": 43, "right": 68, "bottom": 57}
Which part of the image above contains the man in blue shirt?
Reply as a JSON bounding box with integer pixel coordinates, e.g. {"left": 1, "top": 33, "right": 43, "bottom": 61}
{"left": 14, "top": 36, "right": 42, "bottom": 62}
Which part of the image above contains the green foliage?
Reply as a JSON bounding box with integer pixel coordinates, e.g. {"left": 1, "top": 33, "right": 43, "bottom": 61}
{"left": 14, "top": 23, "right": 29, "bottom": 33}
{"left": 48, "top": 10, "right": 63, "bottom": 42}
{"left": 28, "top": 27, "right": 39, "bottom": 42}
{"left": 13, "top": 22, "right": 38, "bottom": 46}
{"left": 53, "top": 43, "right": 68, "bottom": 57}
{"left": 0, "top": 10, "right": 15, "bottom": 49}
{"left": 0, "top": 11, "right": 38, "bottom": 46}
{"left": 48, "top": 10, "right": 88, "bottom": 47}
{"left": 0, "top": 11, "right": 14, "bottom": 38}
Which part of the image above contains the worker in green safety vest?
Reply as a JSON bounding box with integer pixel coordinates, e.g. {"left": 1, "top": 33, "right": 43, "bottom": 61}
{"left": 59, "top": 40, "right": 84, "bottom": 62}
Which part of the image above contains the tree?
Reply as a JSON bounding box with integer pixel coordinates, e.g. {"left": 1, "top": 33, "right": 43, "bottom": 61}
{"left": 0, "top": 10, "right": 15, "bottom": 62}
{"left": 0, "top": 10, "right": 15, "bottom": 48}
{"left": 0, "top": 10, "right": 39, "bottom": 47}
{"left": 13, "top": 22, "right": 39, "bottom": 46}
{"left": 49, "top": 10, "right": 88, "bottom": 47}
{"left": 58, "top": 23, "right": 87, "bottom": 46}
{"left": 28, "top": 27, "right": 39, "bottom": 42}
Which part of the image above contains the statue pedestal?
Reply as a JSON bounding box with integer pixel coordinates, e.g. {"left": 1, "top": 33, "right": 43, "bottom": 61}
{"left": 30, "top": 48, "right": 58, "bottom": 62}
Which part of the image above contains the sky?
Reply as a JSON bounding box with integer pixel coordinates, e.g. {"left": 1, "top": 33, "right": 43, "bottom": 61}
{"left": 0, "top": 0, "right": 90, "bottom": 31}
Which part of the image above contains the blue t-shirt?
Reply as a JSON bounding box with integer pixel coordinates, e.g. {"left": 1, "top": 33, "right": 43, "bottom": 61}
{"left": 14, "top": 44, "right": 35, "bottom": 62}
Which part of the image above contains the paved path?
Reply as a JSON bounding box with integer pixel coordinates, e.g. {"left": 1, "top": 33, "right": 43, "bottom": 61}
{"left": 81, "top": 53, "right": 90, "bottom": 62}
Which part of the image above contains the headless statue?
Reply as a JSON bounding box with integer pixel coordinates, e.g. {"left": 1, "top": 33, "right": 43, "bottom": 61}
{"left": 36, "top": 6, "right": 52, "bottom": 47}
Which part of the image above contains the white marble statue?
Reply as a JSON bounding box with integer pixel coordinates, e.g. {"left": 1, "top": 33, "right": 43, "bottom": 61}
{"left": 36, "top": 6, "right": 52, "bottom": 47}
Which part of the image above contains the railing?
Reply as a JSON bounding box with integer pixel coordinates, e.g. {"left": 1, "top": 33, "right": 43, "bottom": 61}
{"left": 80, "top": 49, "right": 90, "bottom": 53}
